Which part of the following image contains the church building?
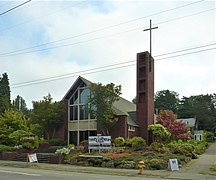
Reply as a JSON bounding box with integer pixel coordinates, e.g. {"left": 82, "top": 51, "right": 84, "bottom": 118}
{"left": 57, "top": 51, "right": 154, "bottom": 145}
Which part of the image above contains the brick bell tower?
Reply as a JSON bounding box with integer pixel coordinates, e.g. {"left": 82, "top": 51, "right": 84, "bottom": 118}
{"left": 136, "top": 51, "right": 154, "bottom": 144}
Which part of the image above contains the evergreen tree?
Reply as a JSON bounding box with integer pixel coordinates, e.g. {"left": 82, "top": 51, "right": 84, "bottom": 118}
{"left": 12, "top": 95, "right": 30, "bottom": 116}
{"left": 155, "top": 90, "right": 179, "bottom": 114}
{"left": 0, "top": 73, "right": 11, "bottom": 114}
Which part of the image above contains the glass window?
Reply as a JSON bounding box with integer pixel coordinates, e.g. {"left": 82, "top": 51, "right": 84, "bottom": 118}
{"left": 69, "top": 131, "right": 77, "bottom": 145}
{"left": 90, "top": 104, "right": 96, "bottom": 119}
{"left": 70, "top": 106, "right": 78, "bottom": 120}
{"left": 79, "top": 131, "right": 88, "bottom": 143}
{"left": 79, "top": 105, "right": 88, "bottom": 120}
{"left": 79, "top": 88, "right": 90, "bottom": 104}
{"left": 70, "top": 91, "right": 78, "bottom": 105}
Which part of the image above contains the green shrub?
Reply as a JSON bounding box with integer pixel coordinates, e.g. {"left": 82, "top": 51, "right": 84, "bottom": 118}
{"left": 0, "top": 145, "right": 13, "bottom": 153}
{"left": 88, "top": 158, "right": 103, "bottom": 167}
{"left": 49, "top": 138, "right": 65, "bottom": 146}
{"left": 211, "top": 164, "right": 216, "bottom": 171}
{"left": 149, "top": 158, "right": 164, "bottom": 170}
{"left": 130, "top": 137, "right": 147, "bottom": 150}
{"left": 34, "top": 136, "right": 39, "bottom": 149}
{"left": 203, "top": 131, "right": 214, "bottom": 142}
{"left": 125, "top": 138, "right": 132, "bottom": 147}
{"left": 22, "top": 142, "right": 33, "bottom": 149}
{"left": 150, "top": 142, "right": 169, "bottom": 153}
{"left": 118, "top": 160, "right": 136, "bottom": 169}
{"left": 114, "top": 137, "right": 125, "bottom": 147}
{"left": 46, "top": 146, "right": 64, "bottom": 153}
{"left": 39, "top": 138, "right": 49, "bottom": 145}
{"left": 9, "top": 130, "right": 30, "bottom": 145}
{"left": 167, "top": 141, "right": 193, "bottom": 157}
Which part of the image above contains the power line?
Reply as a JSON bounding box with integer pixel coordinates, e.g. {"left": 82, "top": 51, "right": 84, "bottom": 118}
{"left": 1, "top": 7, "right": 214, "bottom": 58}
{"left": 10, "top": 45, "right": 216, "bottom": 88}
{"left": 0, "top": 0, "right": 32, "bottom": 16}
{"left": 0, "top": 0, "right": 208, "bottom": 57}
{"left": 155, "top": 42, "right": 216, "bottom": 57}
{"left": 0, "top": 1, "right": 87, "bottom": 32}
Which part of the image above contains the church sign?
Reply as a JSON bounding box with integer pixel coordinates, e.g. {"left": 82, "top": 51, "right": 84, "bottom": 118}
{"left": 88, "top": 135, "right": 111, "bottom": 150}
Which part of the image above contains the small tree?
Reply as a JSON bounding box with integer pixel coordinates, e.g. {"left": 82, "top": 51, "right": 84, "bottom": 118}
{"left": 148, "top": 124, "right": 171, "bottom": 142}
{"left": 32, "top": 94, "right": 65, "bottom": 140}
{"left": 157, "top": 110, "right": 192, "bottom": 140}
{"left": 89, "top": 82, "right": 122, "bottom": 135}
{"left": 114, "top": 137, "right": 125, "bottom": 147}
{"left": 0, "top": 109, "right": 32, "bottom": 146}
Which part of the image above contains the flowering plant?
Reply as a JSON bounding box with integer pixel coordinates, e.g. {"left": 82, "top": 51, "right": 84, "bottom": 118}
{"left": 55, "top": 145, "right": 75, "bottom": 156}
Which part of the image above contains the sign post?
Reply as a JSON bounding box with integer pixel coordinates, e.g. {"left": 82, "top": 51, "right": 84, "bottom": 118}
{"left": 88, "top": 135, "right": 111, "bottom": 152}
{"left": 168, "top": 159, "right": 179, "bottom": 171}
{"left": 27, "top": 153, "right": 38, "bottom": 166}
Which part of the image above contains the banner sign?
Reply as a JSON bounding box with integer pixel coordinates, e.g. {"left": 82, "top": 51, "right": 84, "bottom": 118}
{"left": 88, "top": 135, "right": 111, "bottom": 150}
{"left": 168, "top": 159, "right": 179, "bottom": 171}
{"left": 28, "top": 153, "right": 38, "bottom": 163}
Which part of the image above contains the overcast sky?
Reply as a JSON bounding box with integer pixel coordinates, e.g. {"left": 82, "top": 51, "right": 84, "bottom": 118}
{"left": 0, "top": 0, "right": 215, "bottom": 108}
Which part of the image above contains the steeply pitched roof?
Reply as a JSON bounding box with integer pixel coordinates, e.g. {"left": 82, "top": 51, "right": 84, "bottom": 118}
{"left": 62, "top": 76, "right": 92, "bottom": 100}
{"left": 177, "top": 118, "right": 196, "bottom": 128}
{"left": 63, "top": 76, "right": 138, "bottom": 126}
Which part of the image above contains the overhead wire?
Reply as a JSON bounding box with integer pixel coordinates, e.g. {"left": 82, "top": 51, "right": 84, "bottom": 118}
{"left": 0, "top": 1, "right": 87, "bottom": 32}
{"left": 0, "top": 7, "right": 215, "bottom": 58}
{"left": 0, "top": 0, "right": 208, "bottom": 57}
{"left": 0, "top": 0, "right": 32, "bottom": 16}
{"left": 10, "top": 44, "right": 216, "bottom": 88}
{"left": 1, "top": 0, "right": 213, "bottom": 88}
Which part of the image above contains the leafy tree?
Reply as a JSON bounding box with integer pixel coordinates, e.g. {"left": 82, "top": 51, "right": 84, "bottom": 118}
{"left": 32, "top": 93, "right": 65, "bottom": 140}
{"left": 155, "top": 90, "right": 179, "bottom": 114}
{"left": 177, "top": 94, "right": 216, "bottom": 131}
{"left": 148, "top": 124, "right": 171, "bottom": 142}
{"left": 0, "top": 73, "right": 11, "bottom": 114}
{"left": 89, "top": 82, "right": 122, "bottom": 135}
{"left": 157, "top": 110, "right": 192, "bottom": 140}
{"left": 0, "top": 109, "right": 32, "bottom": 145}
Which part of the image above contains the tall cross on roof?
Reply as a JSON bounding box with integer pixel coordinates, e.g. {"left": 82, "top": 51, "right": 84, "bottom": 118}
{"left": 143, "top": 19, "right": 158, "bottom": 56}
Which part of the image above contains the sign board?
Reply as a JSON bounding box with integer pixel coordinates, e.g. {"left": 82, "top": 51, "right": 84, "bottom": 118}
{"left": 168, "top": 159, "right": 179, "bottom": 171}
{"left": 28, "top": 153, "right": 38, "bottom": 163}
{"left": 89, "top": 135, "right": 111, "bottom": 150}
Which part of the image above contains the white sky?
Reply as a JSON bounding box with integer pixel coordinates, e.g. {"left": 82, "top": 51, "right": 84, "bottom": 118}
{"left": 0, "top": 0, "right": 215, "bottom": 108}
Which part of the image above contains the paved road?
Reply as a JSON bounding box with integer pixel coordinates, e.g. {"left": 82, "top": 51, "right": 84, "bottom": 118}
{"left": 0, "top": 141, "right": 216, "bottom": 180}
{"left": 0, "top": 166, "right": 171, "bottom": 180}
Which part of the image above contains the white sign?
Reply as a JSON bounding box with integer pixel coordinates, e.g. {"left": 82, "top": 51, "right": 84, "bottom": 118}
{"left": 89, "top": 135, "right": 111, "bottom": 150}
{"left": 168, "top": 159, "right": 179, "bottom": 171}
{"left": 28, "top": 153, "right": 38, "bottom": 163}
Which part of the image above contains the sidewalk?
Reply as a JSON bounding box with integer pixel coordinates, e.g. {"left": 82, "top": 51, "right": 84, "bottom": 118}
{"left": 0, "top": 142, "right": 216, "bottom": 179}
{"left": 0, "top": 160, "right": 171, "bottom": 178}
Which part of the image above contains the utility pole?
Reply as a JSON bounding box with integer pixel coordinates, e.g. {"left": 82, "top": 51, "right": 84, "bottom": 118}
{"left": 143, "top": 19, "right": 158, "bottom": 56}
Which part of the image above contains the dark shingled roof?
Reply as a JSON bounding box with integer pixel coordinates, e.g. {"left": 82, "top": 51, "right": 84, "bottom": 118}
{"left": 63, "top": 76, "right": 138, "bottom": 127}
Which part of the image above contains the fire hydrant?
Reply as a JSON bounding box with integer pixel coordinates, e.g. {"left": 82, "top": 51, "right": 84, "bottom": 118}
{"left": 138, "top": 160, "right": 145, "bottom": 175}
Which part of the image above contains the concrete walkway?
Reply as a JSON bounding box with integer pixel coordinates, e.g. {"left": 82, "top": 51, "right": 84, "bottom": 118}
{"left": 0, "top": 142, "right": 216, "bottom": 179}
{"left": 167, "top": 141, "right": 216, "bottom": 179}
